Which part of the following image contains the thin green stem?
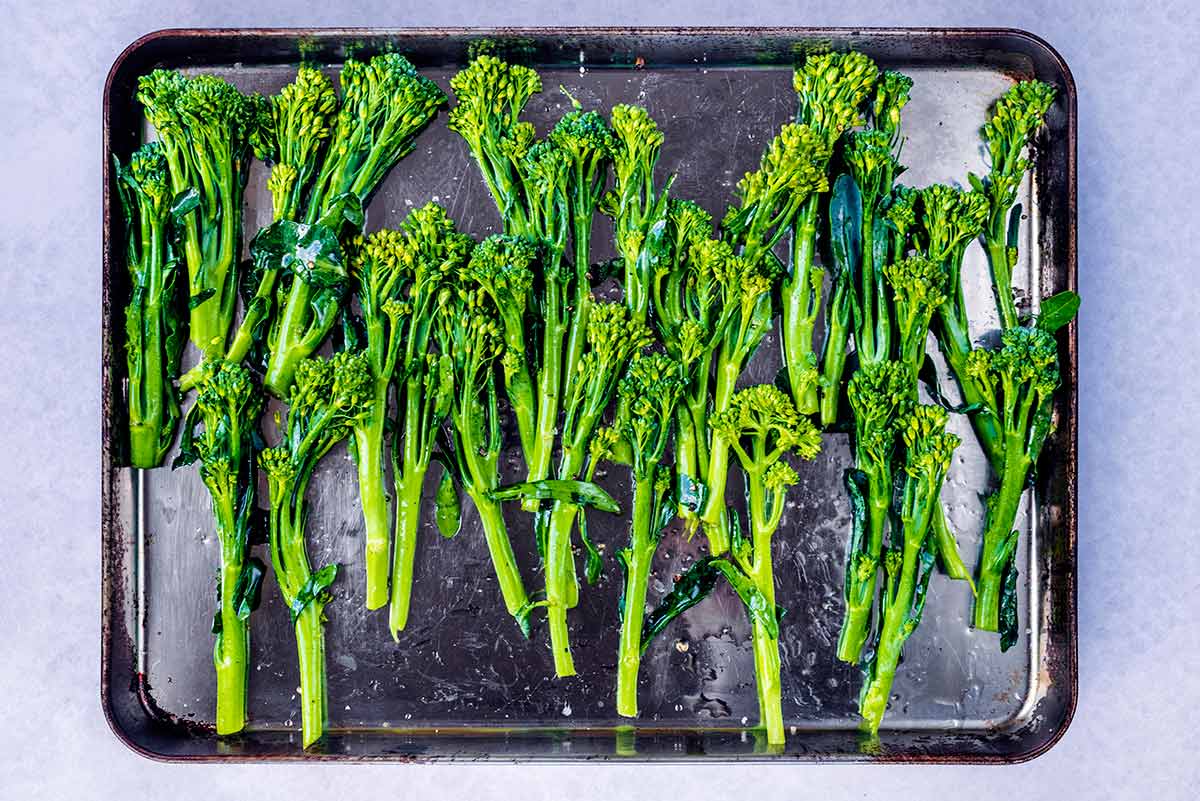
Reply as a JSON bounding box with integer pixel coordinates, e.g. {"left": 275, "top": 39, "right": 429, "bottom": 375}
{"left": 545, "top": 500, "right": 578, "bottom": 676}
{"left": 782, "top": 197, "right": 821, "bottom": 415}
{"left": 214, "top": 557, "right": 248, "bottom": 736}
{"left": 388, "top": 471, "right": 426, "bottom": 638}
{"left": 355, "top": 402, "right": 391, "bottom": 611}
{"left": 616, "top": 476, "right": 655, "bottom": 717}
{"left": 974, "top": 438, "right": 1028, "bottom": 631}
{"left": 294, "top": 602, "right": 328, "bottom": 749}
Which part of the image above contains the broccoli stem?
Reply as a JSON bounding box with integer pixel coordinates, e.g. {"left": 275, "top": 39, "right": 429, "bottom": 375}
{"left": 263, "top": 278, "right": 313, "bottom": 397}
{"left": 616, "top": 476, "right": 656, "bottom": 717}
{"left": 859, "top": 534, "right": 921, "bottom": 735}
{"left": 294, "top": 601, "right": 328, "bottom": 749}
{"left": 388, "top": 470, "right": 425, "bottom": 637}
{"left": 214, "top": 558, "right": 249, "bottom": 736}
{"left": 974, "top": 438, "right": 1028, "bottom": 631}
{"left": 836, "top": 464, "right": 890, "bottom": 664}
{"left": 818, "top": 280, "right": 852, "bottom": 428}
{"left": 527, "top": 266, "right": 567, "bottom": 494}
{"left": 748, "top": 509, "right": 784, "bottom": 747}
{"left": 985, "top": 236, "right": 1019, "bottom": 331}
{"left": 563, "top": 169, "right": 595, "bottom": 402}
{"left": 781, "top": 196, "right": 821, "bottom": 415}
{"left": 544, "top": 500, "right": 579, "bottom": 676}
{"left": 353, "top": 398, "right": 391, "bottom": 611}
{"left": 699, "top": 351, "right": 740, "bottom": 555}
{"left": 936, "top": 322, "right": 1003, "bottom": 471}
{"left": 128, "top": 299, "right": 167, "bottom": 468}
{"left": 470, "top": 491, "right": 531, "bottom": 628}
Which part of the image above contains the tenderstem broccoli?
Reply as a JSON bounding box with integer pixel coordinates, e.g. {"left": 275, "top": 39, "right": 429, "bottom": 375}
{"left": 964, "top": 326, "right": 1062, "bottom": 635}
{"left": 174, "top": 359, "right": 264, "bottom": 735}
{"left": 540, "top": 301, "right": 651, "bottom": 676}
{"left": 137, "top": 70, "right": 258, "bottom": 357}
{"left": 347, "top": 204, "right": 470, "bottom": 621}
{"left": 610, "top": 353, "right": 685, "bottom": 717}
{"left": 818, "top": 70, "right": 912, "bottom": 425}
{"left": 784, "top": 52, "right": 878, "bottom": 415}
{"left": 259, "top": 350, "right": 372, "bottom": 748}
{"left": 837, "top": 360, "right": 913, "bottom": 663}
{"left": 971, "top": 81, "right": 1056, "bottom": 330}
{"left": 698, "top": 122, "right": 829, "bottom": 554}
{"left": 859, "top": 405, "right": 960, "bottom": 734}
{"left": 115, "top": 142, "right": 185, "bottom": 467}
{"left": 260, "top": 55, "right": 447, "bottom": 397}
{"left": 697, "top": 385, "right": 821, "bottom": 746}
{"left": 434, "top": 284, "right": 531, "bottom": 630}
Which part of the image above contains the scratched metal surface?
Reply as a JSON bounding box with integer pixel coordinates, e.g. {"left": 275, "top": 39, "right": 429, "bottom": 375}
{"left": 103, "top": 30, "right": 1075, "bottom": 761}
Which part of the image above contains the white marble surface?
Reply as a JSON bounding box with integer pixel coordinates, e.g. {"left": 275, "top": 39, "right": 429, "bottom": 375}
{"left": 1, "top": 1, "right": 1196, "bottom": 798}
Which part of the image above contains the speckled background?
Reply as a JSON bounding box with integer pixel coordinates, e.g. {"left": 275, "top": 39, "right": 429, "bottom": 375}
{"left": 1, "top": 1, "right": 1196, "bottom": 799}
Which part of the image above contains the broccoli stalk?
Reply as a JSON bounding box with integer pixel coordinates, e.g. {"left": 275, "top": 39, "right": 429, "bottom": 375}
{"left": 610, "top": 354, "right": 685, "bottom": 716}
{"left": 653, "top": 202, "right": 732, "bottom": 529}
{"left": 259, "top": 351, "right": 372, "bottom": 748}
{"left": 115, "top": 143, "right": 185, "bottom": 467}
{"left": 972, "top": 81, "right": 1057, "bottom": 330}
{"left": 784, "top": 52, "right": 878, "bottom": 415}
{"left": 698, "top": 123, "right": 829, "bottom": 553}
{"left": 449, "top": 56, "right": 613, "bottom": 500}
{"left": 708, "top": 385, "right": 822, "bottom": 746}
{"left": 174, "top": 360, "right": 264, "bottom": 735}
{"left": 177, "top": 65, "right": 338, "bottom": 392}
{"left": 837, "top": 361, "right": 913, "bottom": 663}
{"left": 964, "top": 327, "right": 1061, "bottom": 633}
{"left": 859, "top": 405, "right": 960, "bottom": 734}
{"left": 137, "top": 70, "right": 257, "bottom": 357}
{"left": 261, "top": 55, "right": 447, "bottom": 397}
{"left": 538, "top": 302, "right": 651, "bottom": 676}
{"left": 434, "top": 285, "right": 531, "bottom": 629}
{"left": 817, "top": 71, "right": 912, "bottom": 425}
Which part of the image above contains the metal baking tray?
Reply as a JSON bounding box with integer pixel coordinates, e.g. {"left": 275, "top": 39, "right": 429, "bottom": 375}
{"left": 101, "top": 27, "right": 1077, "bottom": 763}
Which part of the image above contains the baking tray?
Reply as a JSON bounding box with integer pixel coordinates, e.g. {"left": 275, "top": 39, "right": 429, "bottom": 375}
{"left": 101, "top": 27, "right": 1077, "bottom": 763}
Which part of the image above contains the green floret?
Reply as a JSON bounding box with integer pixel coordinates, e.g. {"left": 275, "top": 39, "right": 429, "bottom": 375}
{"left": 174, "top": 360, "right": 263, "bottom": 736}
{"left": 871, "top": 70, "right": 914, "bottom": 141}
{"left": 965, "top": 325, "right": 1060, "bottom": 637}
{"left": 137, "top": 70, "right": 259, "bottom": 358}
{"left": 255, "top": 64, "right": 338, "bottom": 221}
{"left": 699, "top": 384, "right": 821, "bottom": 747}
{"left": 884, "top": 254, "right": 948, "bottom": 371}
{"left": 611, "top": 353, "right": 686, "bottom": 718}
{"left": 837, "top": 361, "right": 914, "bottom": 664}
{"left": 971, "top": 80, "right": 1056, "bottom": 329}
{"left": 859, "top": 404, "right": 960, "bottom": 736}
{"left": 261, "top": 350, "right": 371, "bottom": 750}
{"left": 116, "top": 142, "right": 185, "bottom": 468}
{"left": 793, "top": 51, "right": 879, "bottom": 147}
{"left": 346, "top": 204, "right": 469, "bottom": 621}
{"left": 258, "top": 54, "right": 447, "bottom": 398}
{"left": 602, "top": 104, "right": 672, "bottom": 324}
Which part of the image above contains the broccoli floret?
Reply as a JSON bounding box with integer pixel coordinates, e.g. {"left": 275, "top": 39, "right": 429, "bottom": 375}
{"left": 884, "top": 254, "right": 949, "bottom": 371}
{"left": 793, "top": 51, "right": 879, "bottom": 147}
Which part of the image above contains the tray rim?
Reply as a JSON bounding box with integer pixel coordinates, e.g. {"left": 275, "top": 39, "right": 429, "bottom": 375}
{"left": 100, "top": 25, "right": 1078, "bottom": 765}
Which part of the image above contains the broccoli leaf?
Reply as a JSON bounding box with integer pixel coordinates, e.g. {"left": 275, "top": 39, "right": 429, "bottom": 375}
{"left": 640, "top": 556, "right": 723, "bottom": 652}
{"left": 676, "top": 473, "right": 708, "bottom": 515}
{"left": 842, "top": 469, "right": 869, "bottom": 601}
{"left": 577, "top": 510, "right": 603, "bottom": 585}
{"left": 233, "top": 557, "right": 266, "bottom": 620}
{"left": 249, "top": 219, "right": 348, "bottom": 292}
{"left": 490, "top": 479, "right": 620, "bottom": 513}
{"left": 289, "top": 564, "right": 338, "bottom": 623}
{"left": 829, "top": 174, "right": 862, "bottom": 281}
{"left": 999, "top": 552, "right": 1020, "bottom": 652}
{"left": 435, "top": 466, "right": 462, "bottom": 539}
{"left": 1036, "top": 290, "right": 1080, "bottom": 333}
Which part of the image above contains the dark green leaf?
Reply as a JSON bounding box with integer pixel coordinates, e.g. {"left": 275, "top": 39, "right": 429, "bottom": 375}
{"left": 1027, "top": 400, "right": 1055, "bottom": 475}
{"left": 289, "top": 563, "right": 338, "bottom": 624}
{"left": 1006, "top": 203, "right": 1023, "bottom": 251}
{"left": 999, "top": 551, "right": 1020, "bottom": 652}
{"left": 640, "top": 556, "right": 723, "bottom": 651}
{"left": 233, "top": 558, "right": 266, "bottom": 620}
{"left": 188, "top": 287, "right": 216, "bottom": 311}
{"left": 435, "top": 466, "right": 462, "bottom": 539}
{"left": 316, "top": 192, "right": 365, "bottom": 230}
{"left": 828, "top": 174, "right": 862, "bottom": 282}
{"left": 917, "top": 358, "right": 987, "bottom": 416}
{"left": 249, "top": 219, "right": 349, "bottom": 292}
{"left": 577, "top": 510, "right": 603, "bottom": 585}
{"left": 906, "top": 538, "right": 938, "bottom": 634}
{"left": 967, "top": 172, "right": 985, "bottom": 194}
{"left": 169, "top": 187, "right": 201, "bottom": 220}
{"left": 1036, "top": 290, "right": 1080, "bottom": 333}
{"left": 490, "top": 479, "right": 620, "bottom": 513}
{"left": 675, "top": 473, "right": 707, "bottom": 515}
{"left": 842, "top": 469, "right": 869, "bottom": 602}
